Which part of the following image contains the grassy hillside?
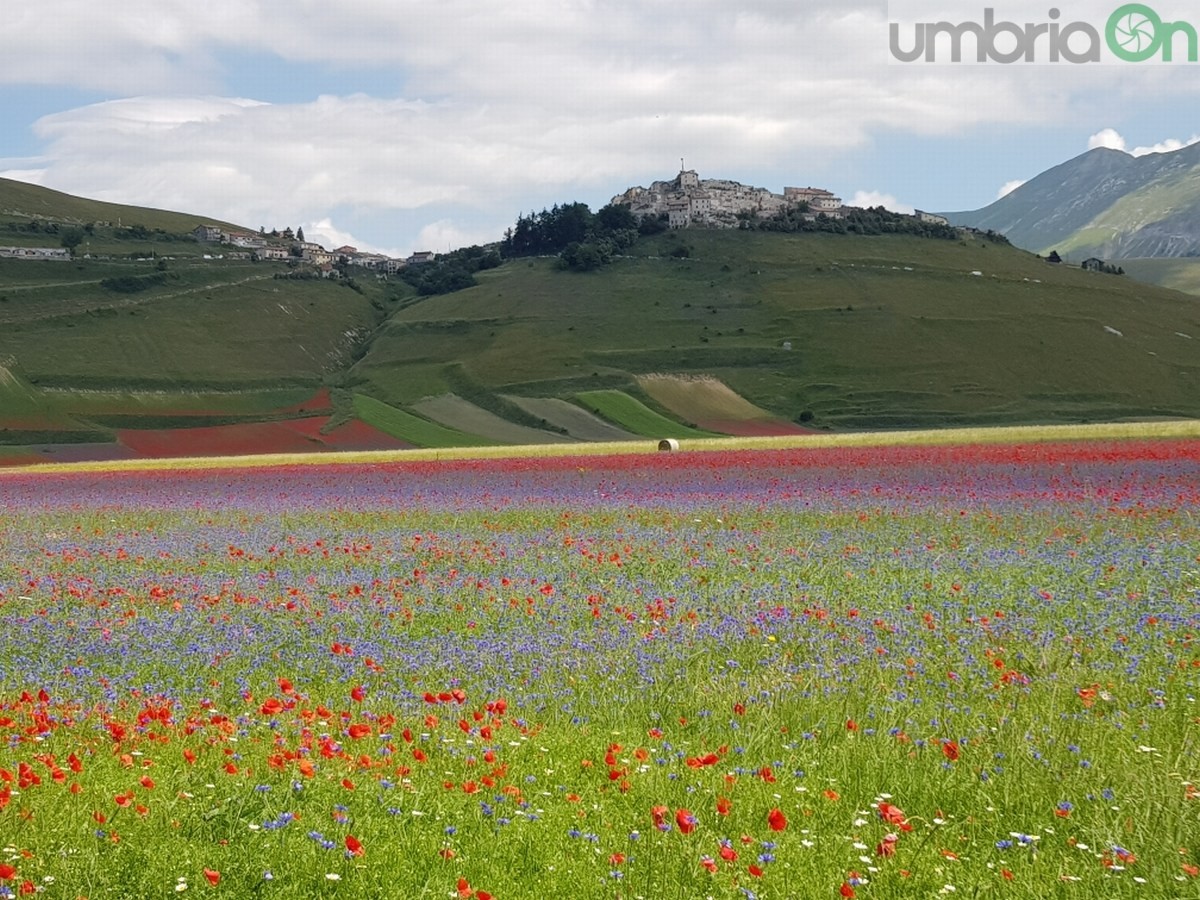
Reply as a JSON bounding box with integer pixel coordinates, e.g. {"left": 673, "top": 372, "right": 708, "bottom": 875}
{"left": 1118, "top": 258, "right": 1200, "bottom": 297}
{"left": 1050, "top": 171, "right": 1200, "bottom": 260}
{"left": 348, "top": 229, "right": 1200, "bottom": 428}
{"left": 0, "top": 259, "right": 387, "bottom": 387}
{"left": 3, "top": 201, "right": 1199, "bottom": 447}
{"left": 0, "top": 177, "right": 242, "bottom": 238}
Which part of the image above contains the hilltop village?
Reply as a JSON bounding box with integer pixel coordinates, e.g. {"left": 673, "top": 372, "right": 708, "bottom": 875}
{"left": 611, "top": 168, "right": 949, "bottom": 229}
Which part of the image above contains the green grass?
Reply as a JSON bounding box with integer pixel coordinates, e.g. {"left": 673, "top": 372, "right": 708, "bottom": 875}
{"left": 574, "top": 389, "right": 721, "bottom": 438}
{"left": 0, "top": 262, "right": 384, "bottom": 386}
{"left": 352, "top": 394, "right": 492, "bottom": 448}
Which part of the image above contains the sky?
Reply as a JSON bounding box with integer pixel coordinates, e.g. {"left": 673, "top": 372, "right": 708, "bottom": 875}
{"left": 1, "top": 1, "right": 1198, "bottom": 258}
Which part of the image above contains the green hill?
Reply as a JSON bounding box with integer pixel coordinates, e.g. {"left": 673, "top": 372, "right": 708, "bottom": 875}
{"left": 0, "top": 176, "right": 242, "bottom": 239}
{"left": 346, "top": 229, "right": 1200, "bottom": 429}
{"left": 1, "top": 175, "right": 1199, "bottom": 452}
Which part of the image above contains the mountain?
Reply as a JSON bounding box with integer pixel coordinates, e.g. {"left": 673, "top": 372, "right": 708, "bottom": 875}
{"left": 946, "top": 142, "right": 1200, "bottom": 259}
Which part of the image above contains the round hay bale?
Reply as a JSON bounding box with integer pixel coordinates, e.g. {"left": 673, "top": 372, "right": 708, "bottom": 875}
{"left": 657, "top": 438, "right": 679, "bottom": 452}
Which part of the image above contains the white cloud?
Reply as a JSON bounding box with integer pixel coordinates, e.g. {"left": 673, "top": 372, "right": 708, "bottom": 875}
{"left": 997, "top": 179, "right": 1025, "bottom": 199}
{"left": 413, "top": 221, "right": 503, "bottom": 256}
{"left": 0, "top": 167, "right": 47, "bottom": 184}
{"left": 1087, "top": 129, "right": 1200, "bottom": 157}
{"left": 1129, "top": 135, "right": 1200, "bottom": 156}
{"left": 303, "top": 218, "right": 395, "bottom": 258}
{"left": 5, "top": 3, "right": 1200, "bottom": 250}
{"left": 1088, "top": 128, "right": 1127, "bottom": 151}
{"left": 848, "top": 190, "right": 914, "bottom": 214}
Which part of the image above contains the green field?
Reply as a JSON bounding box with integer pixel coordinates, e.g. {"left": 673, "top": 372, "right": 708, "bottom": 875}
{"left": 574, "top": 390, "right": 720, "bottom": 438}
{"left": 352, "top": 394, "right": 490, "bottom": 448}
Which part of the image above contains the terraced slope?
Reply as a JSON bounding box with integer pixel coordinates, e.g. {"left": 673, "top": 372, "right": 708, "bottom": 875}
{"left": 503, "top": 396, "right": 638, "bottom": 441}
{"left": 411, "top": 394, "right": 573, "bottom": 445}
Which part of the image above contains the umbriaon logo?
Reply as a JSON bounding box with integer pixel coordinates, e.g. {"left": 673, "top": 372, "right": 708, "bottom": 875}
{"left": 889, "top": 4, "right": 1198, "bottom": 63}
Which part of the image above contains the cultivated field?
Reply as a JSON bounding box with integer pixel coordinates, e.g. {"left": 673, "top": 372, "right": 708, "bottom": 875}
{"left": 0, "top": 432, "right": 1197, "bottom": 898}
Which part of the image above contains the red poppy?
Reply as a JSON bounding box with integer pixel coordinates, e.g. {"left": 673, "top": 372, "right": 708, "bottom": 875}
{"left": 203, "top": 868, "right": 220, "bottom": 886}
{"left": 0, "top": 864, "right": 15, "bottom": 881}
{"left": 748, "top": 864, "right": 764, "bottom": 877}
{"left": 878, "top": 802, "right": 913, "bottom": 832}
{"left": 350, "top": 685, "right": 366, "bottom": 702}
{"left": 767, "top": 808, "right": 788, "bottom": 832}
{"left": 942, "top": 740, "right": 960, "bottom": 762}
{"left": 676, "top": 808, "right": 697, "bottom": 834}
{"left": 345, "top": 834, "right": 364, "bottom": 857}
{"left": 347, "top": 723, "right": 371, "bottom": 740}
{"left": 259, "top": 698, "right": 283, "bottom": 716}
{"left": 840, "top": 883, "right": 856, "bottom": 898}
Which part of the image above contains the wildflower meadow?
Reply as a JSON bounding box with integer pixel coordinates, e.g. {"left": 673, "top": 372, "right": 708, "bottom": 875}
{"left": 0, "top": 440, "right": 1197, "bottom": 898}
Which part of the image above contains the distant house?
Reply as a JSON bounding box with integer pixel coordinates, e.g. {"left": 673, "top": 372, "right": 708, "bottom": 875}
{"left": 259, "top": 245, "right": 290, "bottom": 260}
{"left": 407, "top": 251, "right": 435, "bottom": 265}
{"left": 915, "top": 210, "right": 949, "bottom": 226}
{"left": 227, "top": 231, "right": 266, "bottom": 249}
{"left": 334, "top": 245, "right": 359, "bottom": 257}
{"left": 193, "top": 224, "right": 223, "bottom": 242}
{"left": 1081, "top": 257, "right": 1105, "bottom": 271}
{"left": 303, "top": 248, "right": 333, "bottom": 265}
{"left": 0, "top": 246, "right": 70, "bottom": 261}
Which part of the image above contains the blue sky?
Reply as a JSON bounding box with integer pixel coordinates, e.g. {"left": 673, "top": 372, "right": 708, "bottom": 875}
{"left": 0, "top": 1, "right": 1197, "bottom": 257}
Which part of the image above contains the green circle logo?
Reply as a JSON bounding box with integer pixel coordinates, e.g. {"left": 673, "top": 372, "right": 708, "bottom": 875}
{"left": 1107, "top": 3, "right": 1163, "bottom": 60}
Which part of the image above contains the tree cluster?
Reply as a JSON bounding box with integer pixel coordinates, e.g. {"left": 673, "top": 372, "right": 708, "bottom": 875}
{"left": 502, "top": 202, "right": 641, "bottom": 271}
{"left": 399, "top": 245, "right": 502, "bottom": 296}
{"left": 755, "top": 205, "right": 960, "bottom": 240}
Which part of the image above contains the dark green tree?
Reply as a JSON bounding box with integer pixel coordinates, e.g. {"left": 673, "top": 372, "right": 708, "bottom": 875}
{"left": 60, "top": 226, "right": 85, "bottom": 255}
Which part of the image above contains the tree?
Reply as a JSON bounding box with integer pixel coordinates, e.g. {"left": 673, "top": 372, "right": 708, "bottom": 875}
{"left": 60, "top": 226, "right": 85, "bottom": 256}
{"left": 296, "top": 226, "right": 305, "bottom": 243}
{"left": 1047, "top": 250, "right": 1062, "bottom": 263}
